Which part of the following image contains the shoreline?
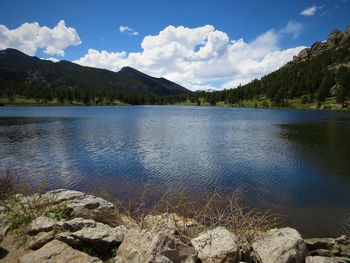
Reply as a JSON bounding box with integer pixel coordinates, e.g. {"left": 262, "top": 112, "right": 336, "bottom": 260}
{"left": 1, "top": 102, "right": 350, "bottom": 112}
{"left": 0, "top": 188, "right": 349, "bottom": 262}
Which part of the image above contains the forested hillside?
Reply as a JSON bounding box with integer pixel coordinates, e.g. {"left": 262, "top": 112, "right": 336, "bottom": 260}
{"left": 0, "top": 49, "right": 190, "bottom": 105}
{"left": 198, "top": 26, "right": 350, "bottom": 109}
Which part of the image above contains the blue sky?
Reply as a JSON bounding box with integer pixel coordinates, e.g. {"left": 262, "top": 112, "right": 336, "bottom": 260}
{"left": 1, "top": 0, "right": 349, "bottom": 90}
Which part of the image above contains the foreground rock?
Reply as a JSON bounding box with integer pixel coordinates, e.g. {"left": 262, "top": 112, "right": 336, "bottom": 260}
{"left": 251, "top": 227, "right": 308, "bottom": 263}
{"left": 115, "top": 229, "right": 181, "bottom": 262}
{"left": 43, "top": 189, "right": 121, "bottom": 227}
{"left": 115, "top": 212, "right": 200, "bottom": 262}
{"left": 27, "top": 216, "right": 124, "bottom": 250}
{"left": 56, "top": 221, "right": 124, "bottom": 247}
{"left": 191, "top": 226, "right": 239, "bottom": 263}
{"left": 305, "top": 235, "right": 350, "bottom": 259}
{"left": 305, "top": 256, "right": 350, "bottom": 263}
{"left": 19, "top": 239, "right": 102, "bottom": 263}
{"left": 2, "top": 189, "right": 350, "bottom": 263}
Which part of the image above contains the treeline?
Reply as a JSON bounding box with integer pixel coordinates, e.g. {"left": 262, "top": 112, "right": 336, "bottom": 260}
{"left": 203, "top": 45, "right": 350, "bottom": 106}
{"left": 1, "top": 45, "right": 350, "bottom": 106}
{"left": 0, "top": 80, "right": 197, "bottom": 105}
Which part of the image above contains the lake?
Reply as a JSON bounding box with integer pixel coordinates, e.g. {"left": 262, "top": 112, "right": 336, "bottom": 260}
{"left": 0, "top": 106, "right": 349, "bottom": 237}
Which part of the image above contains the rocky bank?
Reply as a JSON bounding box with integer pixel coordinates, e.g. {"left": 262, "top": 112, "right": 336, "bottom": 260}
{"left": 0, "top": 189, "right": 349, "bottom": 263}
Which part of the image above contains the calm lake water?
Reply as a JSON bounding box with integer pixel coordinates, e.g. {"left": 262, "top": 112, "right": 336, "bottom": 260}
{"left": 0, "top": 106, "right": 350, "bottom": 237}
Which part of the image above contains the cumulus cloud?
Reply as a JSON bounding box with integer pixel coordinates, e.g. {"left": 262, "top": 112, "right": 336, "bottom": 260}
{"left": 300, "top": 5, "right": 317, "bottom": 16}
{"left": 75, "top": 24, "right": 305, "bottom": 91}
{"left": 280, "top": 20, "right": 302, "bottom": 39}
{"left": 119, "top": 25, "right": 139, "bottom": 36}
{"left": 0, "top": 20, "right": 81, "bottom": 56}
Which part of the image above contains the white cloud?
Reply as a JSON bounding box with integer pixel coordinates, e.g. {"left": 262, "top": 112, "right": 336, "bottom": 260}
{"left": 75, "top": 24, "right": 305, "bottom": 91}
{"left": 42, "top": 57, "right": 60, "bottom": 62}
{"left": 300, "top": 5, "right": 317, "bottom": 16}
{"left": 280, "top": 20, "right": 302, "bottom": 39}
{"left": 0, "top": 20, "right": 81, "bottom": 56}
{"left": 119, "top": 25, "right": 139, "bottom": 36}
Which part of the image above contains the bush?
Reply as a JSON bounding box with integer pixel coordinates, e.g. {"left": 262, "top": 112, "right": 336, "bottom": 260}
{"left": 300, "top": 95, "right": 310, "bottom": 104}
{"left": 262, "top": 101, "right": 269, "bottom": 108}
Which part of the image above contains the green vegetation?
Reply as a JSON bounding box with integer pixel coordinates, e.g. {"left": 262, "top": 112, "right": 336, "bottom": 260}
{"left": 0, "top": 97, "right": 129, "bottom": 106}
{"left": 0, "top": 48, "right": 190, "bottom": 106}
{"left": 0, "top": 172, "right": 70, "bottom": 244}
{"left": 1, "top": 35, "right": 349, "bottom": 110}
{"left": 195, "top": 44, "right": 350, "bottom": 110}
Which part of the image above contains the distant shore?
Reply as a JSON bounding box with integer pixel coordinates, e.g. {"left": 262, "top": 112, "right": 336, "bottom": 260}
{"left": 1, "top": 96, "right": 350, "bottom": 111}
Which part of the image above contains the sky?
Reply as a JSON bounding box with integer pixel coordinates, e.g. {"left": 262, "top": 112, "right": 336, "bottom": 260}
{"left": 0, "top": 0, "right": 349, "bottom": 91}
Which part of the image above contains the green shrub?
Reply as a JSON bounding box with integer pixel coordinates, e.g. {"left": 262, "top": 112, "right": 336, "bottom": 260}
{"left": 300, "top": 95, "right": 310, "bottom": 104}
{"left": 262, "top": 101, "right": 269, "bottom": 108}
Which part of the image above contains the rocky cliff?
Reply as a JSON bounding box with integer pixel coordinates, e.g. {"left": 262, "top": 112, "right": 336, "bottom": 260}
{"left": 0, "top": 189, "right": 349, "bottom": 263}
{"left": 292, "top": 25, "right": 350, "bottom": 63}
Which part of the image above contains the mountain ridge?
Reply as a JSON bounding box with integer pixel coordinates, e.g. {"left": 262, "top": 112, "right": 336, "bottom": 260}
{"left": 0, "top": 48, "right": 190, "bottom": 104}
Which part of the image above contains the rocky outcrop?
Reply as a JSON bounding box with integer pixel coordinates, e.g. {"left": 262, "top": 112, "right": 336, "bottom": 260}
{"left": 18, "top": 239, "right": 102, "bottom": 263}
{"left": 251, "top": 227, "right": 308, "bottom": 263}
{"left": 292, "top": 25, "right": 350, "bottom": 63}
{"left": 327, "top": 30, "right": 345, "bottom": 47}
{"left": 191, "top": 227, "right": 239, "bottom": 263}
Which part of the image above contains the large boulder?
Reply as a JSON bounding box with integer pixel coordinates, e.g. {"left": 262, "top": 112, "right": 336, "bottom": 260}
{"left": 143, "top": 213, "right": 198, "bottom": 236}
{"left": 57, "top": 222, "right": 124, "bottom": 246}
{"left": 191, "top": 227, "right": 239, "bottom": 263}
{"left": 27, "top": 216, "right": 124, "bottom": 250}
{"left": 251, "top": 227, "right": 308, "bottom": 263}
{"left": 43, "top": 189, "right": 121, "bottom": 226}
{"left": 115, "top": 229, "right": 182, "bottom": 263}
{"left": 18, "top": 239, "right": 102, "bottom": 263}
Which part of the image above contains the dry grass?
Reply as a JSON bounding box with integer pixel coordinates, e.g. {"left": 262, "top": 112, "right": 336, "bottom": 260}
{"left": 0, "top": 171, "right": 19, "bottom": 200}
{"left": 111, "top": 184, "right": 279, "bottom": 243}
{"left": 1, "top": 172, "right": 278, "bottom": 245}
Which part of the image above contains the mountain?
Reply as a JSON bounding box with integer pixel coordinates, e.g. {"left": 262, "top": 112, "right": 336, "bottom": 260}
{"left": 118, "top": 66, "right": 189, "bottom": 95}
{"left": 206, "top": 25, "right": 350, "bottom": 109}
{"left": 0, "top": 48, "right": 190, "bottom": 104}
